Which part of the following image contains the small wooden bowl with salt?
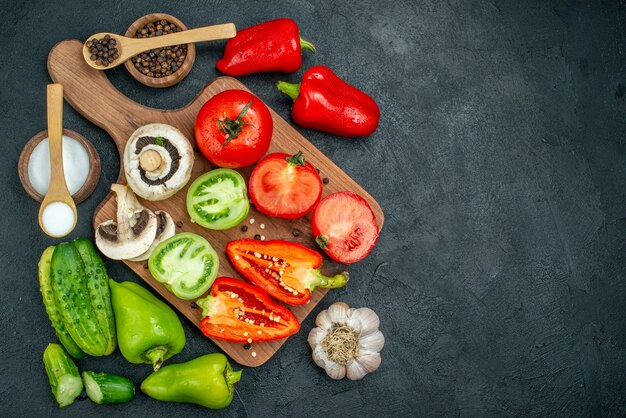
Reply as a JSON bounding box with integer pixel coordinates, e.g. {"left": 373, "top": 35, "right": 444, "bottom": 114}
{"left": 18, "top": 129, "right": 100, "bottom": 204}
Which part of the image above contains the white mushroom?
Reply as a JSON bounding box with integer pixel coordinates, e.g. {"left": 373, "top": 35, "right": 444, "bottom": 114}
{"left": 124, "top": 123, "right": 194, "bottom": 201}
{"left": 127, "top": 210, "right": 176, "bottom": 262}
{"left": 95, "top": 184, "right": 158, "bottom": 260}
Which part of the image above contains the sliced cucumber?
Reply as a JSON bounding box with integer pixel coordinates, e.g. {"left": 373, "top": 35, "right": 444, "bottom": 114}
{"left": 148, "top": 232, "right": 219, "bottom": 299}
{"left": 82, "top": 371, "right": 135, "bottom": 404}
{"left": 43, "top": 343, "right": 83, "bottom": 407}
{"left": 186, "top": 168, "right": 249, "bottom": 230}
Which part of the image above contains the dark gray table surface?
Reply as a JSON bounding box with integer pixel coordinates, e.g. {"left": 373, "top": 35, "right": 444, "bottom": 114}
{"left": 2, "top": 0, "right": 625, "bottom": 416}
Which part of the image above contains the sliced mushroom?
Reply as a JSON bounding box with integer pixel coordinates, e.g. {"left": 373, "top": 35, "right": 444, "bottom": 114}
{"left": 95, "top": 184, "right": 158, "bottom": 260}
{"left": 127, "top": 210, "right": 176, "bottom": 262}
{"left": 124, "top": 123, "right": 194, "bottom": 201}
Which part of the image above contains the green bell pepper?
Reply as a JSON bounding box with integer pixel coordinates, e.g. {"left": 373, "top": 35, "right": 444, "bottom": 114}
{"left": 140, "top": 353, "right": 242, "bottom": 409}
{"left": 109, "top": 280, "right": 185, "bottom": 371}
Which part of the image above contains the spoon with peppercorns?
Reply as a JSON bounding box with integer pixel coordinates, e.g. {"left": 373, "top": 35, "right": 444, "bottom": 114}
{"left": 82, "top": 22, "right": 236, "bottom": 69}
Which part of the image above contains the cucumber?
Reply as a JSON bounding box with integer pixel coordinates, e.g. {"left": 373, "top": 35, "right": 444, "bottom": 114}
{"left": 82, "top": 371, "right": 135, "bottom": 404}
{"left": 43, "top": 343, "right": 83, "bottom": 407}
{"left": 38, "top": 247, "right": 86, "bottom": 359}
{"left": 50, "top": 243, "right": 107, "bottom": 356}
{"left": 72, "top": 238, "right": 117, "bottom": 355}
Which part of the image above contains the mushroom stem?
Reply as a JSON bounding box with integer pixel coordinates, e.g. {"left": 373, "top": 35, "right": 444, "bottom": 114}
{"left": 140, "top": 149, "right": 164, "bottom": 172}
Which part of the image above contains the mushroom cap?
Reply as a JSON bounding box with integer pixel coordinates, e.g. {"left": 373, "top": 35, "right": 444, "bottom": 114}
{"left": 127, "top": 210, "right": 176, "bottom": 262}
{"left": 124, "top": 123, "right": 194, "bottom": 201}
{"left": 95, "top": 184, "right": 158, "bottom": 260}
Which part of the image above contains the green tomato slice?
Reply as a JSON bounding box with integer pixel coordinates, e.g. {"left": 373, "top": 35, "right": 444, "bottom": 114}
{"left": 148, "top": 232, "right": 219, "bottom": 300}
{"left": 186, "top": 168, "right": 250, "bottom": 230}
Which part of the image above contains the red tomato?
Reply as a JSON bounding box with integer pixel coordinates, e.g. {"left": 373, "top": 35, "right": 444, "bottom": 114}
{"left": 311, "top": 191, "right": 380, "bottom": 264}
{"left": 194, "top": 89, "right": 273, "bottom": 168}
{"left": 249, "top": 151, "right": 322, "bottom": 219}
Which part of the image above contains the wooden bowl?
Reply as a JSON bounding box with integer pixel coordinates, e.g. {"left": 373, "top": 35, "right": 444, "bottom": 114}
{"left": 124, "top": 13, "right": 196, "bottom": 88}
{"left": 18, "top": 129, "right": 101, "bottom": 204}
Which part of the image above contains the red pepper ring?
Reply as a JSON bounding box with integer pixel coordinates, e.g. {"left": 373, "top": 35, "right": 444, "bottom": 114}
{"left": 197, "top": 277, "right": 300, "bottom": 343}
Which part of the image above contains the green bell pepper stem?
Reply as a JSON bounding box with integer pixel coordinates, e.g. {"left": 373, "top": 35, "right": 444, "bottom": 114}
{"left": 276, "top": 81, "right": 301, "bottom": 101}
{"left": 300, "top": 37, "right": 316, "bottom": 54}
{"left": 226, "top": 369, "right": 242, "bottom": 386}
{"left": 145, "top": 347, "right": 168, "bottom": 371}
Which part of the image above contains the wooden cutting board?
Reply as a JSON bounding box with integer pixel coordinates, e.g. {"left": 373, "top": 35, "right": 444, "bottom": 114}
{"left": 48, "top": 39, "right": 384, "bottom": 367}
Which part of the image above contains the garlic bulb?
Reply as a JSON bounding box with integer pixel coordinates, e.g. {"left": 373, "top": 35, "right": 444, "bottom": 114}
{"left": 308, "top": 302, "right": 384, "bottom": 380}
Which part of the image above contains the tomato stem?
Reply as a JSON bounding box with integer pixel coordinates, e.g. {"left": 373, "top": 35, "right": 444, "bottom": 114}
{"left": 315, "top": 235, "right": 329, "bottom": 249}
{"left": 214, "top": 99, "right": 255, "bottom": 146}
{"left": 286, "top": 151, "right": 306, "bottom": 166}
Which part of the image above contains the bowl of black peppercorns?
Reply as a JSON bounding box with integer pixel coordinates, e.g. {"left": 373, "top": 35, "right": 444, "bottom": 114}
{"left": 124, "top": 13, "right": 196, "bottom": 88}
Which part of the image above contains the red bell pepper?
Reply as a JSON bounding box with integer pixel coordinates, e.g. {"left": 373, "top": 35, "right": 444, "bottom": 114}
{"left": 196, "top": 277, "right": 299, "bottom": 343}
{"left": 226, "top": 239, "right": 349, "bottom": 305}
{"left": 216, "top": 18, "right": 316, "bottom": 76}
{"left": 276, "top": 65, "right": 380, "bottom": 137}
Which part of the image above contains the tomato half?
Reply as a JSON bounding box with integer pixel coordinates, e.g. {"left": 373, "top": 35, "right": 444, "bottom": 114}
{"left": 196, "top": 277, "right": 300, "bottom": 342}
{"left": 186, "top": 168, "right": 250, "bottom": 230}
{"left": 311, "top": 191, "right": 380, "bottom": 264}
{"left": 194, "top": 89, "right": 273, "bottom": 168}
{"left": 148, "top": 232, "right": 219, "bottom": 299}
{"left": 248, "top": 151, "right": 322, "bottom": 219}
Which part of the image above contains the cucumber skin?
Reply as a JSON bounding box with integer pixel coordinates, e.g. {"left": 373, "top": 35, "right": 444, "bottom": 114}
{"left": 50, "top": 243, "right": 108, "bottom": 357}
{"left": 43, "top": 343, "right": 83, "bottom": 407}
{"left": 38, "top": 247, "right": 86, "bottom": 359}
{"left": 82, "top": 371, "right": 135, "bottom": 404}
{"left": 72, "top": 238, "right": 117, "bottom": 355}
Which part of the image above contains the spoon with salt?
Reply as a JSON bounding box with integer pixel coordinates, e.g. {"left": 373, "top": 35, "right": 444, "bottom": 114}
{"left": 82, "top": 22, "right": 236, "bottom": 69}
{"left": 38, "top": 84, "right": 77, "bottom": 238}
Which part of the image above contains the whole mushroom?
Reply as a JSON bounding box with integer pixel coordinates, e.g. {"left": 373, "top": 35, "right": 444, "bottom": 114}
{"left": 124, "top": 123, "right": 194, "bottom": 201}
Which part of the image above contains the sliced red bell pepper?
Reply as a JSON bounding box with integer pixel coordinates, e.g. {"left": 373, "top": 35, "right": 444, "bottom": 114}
{"left": 276, "top": 65, "right": 380, "bottom": 137}
{"left": 197, "top": 277, "right": 299, "bottom": 343}
{"left": 216, "top": 18, "right": 316, "bottom": 76}
{"left": 226, "top": 239, "right": 349, "bottom": 305}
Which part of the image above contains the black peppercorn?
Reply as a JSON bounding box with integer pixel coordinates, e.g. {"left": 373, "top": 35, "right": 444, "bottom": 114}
{"left": 131, "top": 19, "right": 188, "bottom": 78}
{"left": 241, "top": 225, "right": 248, "bottom": 232}
{"left": 86, "top": 36, "right": 120, "bottom": 67}
{"left": 254, "top": 234, "right": 261, "bottom": 240}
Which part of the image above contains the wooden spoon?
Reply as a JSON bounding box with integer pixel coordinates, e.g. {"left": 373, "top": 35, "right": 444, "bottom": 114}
{"left": 38, "top": 84, "right": 77, "bottom": 238}
{"left": 82, "top": 22, "right": 236, "bottom": 69}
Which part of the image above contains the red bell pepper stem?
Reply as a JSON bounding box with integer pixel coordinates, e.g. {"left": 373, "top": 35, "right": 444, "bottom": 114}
{"left": 276, "top": 81, "right": 301, "bottom": 101}
{"left": 300, "top": 37, "right": 316, "bottom": 54}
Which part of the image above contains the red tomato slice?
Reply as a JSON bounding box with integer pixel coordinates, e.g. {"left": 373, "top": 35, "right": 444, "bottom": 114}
{"left": 249, "top": 152, "right": 322, "bottom": 219}
{"left": 311, "top": 191, "right": 380, "bottom": 264}
{"left": 194, "top": 89, "right": 273, "bottom": 168}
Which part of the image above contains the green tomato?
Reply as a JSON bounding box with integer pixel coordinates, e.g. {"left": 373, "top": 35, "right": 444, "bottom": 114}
{"left": 148, "top": 233, "right": 219, "bottom": 300}
{"left": 186, "top": 169, "right": 250, "bottom": 230}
